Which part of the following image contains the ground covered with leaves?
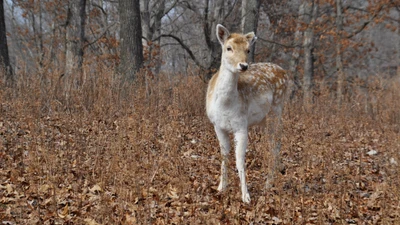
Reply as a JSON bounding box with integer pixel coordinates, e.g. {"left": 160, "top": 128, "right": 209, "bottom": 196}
{"left": 1, "top": 75, "right": 399, "bottom": 224}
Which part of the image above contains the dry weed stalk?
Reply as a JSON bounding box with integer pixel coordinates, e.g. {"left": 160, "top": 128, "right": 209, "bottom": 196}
{"left": 0, "top": 58, "right": 399, "bottom": 224}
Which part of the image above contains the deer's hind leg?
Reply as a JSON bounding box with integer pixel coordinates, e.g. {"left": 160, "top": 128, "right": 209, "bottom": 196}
{"left": 266, "top": 105, "right": 285, "bottom": 189}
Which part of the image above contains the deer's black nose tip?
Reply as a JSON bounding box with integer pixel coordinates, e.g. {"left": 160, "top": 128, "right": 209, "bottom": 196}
{"left": 240, "top": 63, "right": 248, "bottom": 71}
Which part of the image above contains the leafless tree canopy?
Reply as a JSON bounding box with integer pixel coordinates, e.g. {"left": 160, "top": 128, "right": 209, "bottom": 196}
{"left": 2, "top": 0, "right": 399, "bottom": 87}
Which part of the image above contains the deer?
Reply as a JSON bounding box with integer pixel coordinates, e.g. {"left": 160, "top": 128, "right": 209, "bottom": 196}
{"left": 206, "top": 24, "right": 289, "bottom": 203}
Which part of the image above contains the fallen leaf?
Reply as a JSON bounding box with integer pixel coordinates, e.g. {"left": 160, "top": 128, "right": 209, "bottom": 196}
{"left": 39, "top": 184, "right": 50, "bottom": 194}
{"left": 58, "top": 205, "right": 69, "bottom": 218}
{"left": 124, "top": 213, "right": 137, "bottom": 225}
{"left": 5, "top": 184, "right": 13, "bottom": 195}
{"left": 167, "top": 184, "right": 179, "bottom": 200}
{"left": 390, "top": 158, "right": 398, "bottom": 165}
{"left": 89, "top": 184, "right": 102, "bottom": 194}
{"left": 367, "top": 150, "right": 378, "bottom": 156}
{"left": 84, "top": 218, "right": 102, "bottom": 225}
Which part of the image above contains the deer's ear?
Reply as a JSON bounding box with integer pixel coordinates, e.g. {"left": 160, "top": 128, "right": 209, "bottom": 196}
{"left": 245, "top": 32, "right": 257, "bottom": 46}
{"left": 216, "top": 24, "right": 230, "bottom": 46}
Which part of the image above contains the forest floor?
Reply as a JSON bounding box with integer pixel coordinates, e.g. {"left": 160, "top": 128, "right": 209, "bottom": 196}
{"left": 1, "top": 74, "right": 399, "bottom": 224}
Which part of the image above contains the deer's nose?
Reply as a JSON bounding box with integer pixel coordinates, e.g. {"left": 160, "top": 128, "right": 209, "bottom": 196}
{"left": 240, "top": 63, "right": 248, "bottom": 71}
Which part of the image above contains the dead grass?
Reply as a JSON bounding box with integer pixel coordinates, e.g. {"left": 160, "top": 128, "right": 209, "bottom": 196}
{"left": 0, "top": 66, "right": 399, "bottom": 224}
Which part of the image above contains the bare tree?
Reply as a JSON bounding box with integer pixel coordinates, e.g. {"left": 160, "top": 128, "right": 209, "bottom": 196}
{"left": 394, "top": 4, "right": 400, "bottom": 77}
{"left": 205, "top": 0, "right": 229, "bottom": 78}
{"left": 65, "top": 0, "right": 87, "bottom": 87}
{"left": 119, "top": 0, "right": 143, "bottom": 81}
{"left": 333, "top": 0, "right": 386, "bottom": 106}
{"left": 241, "top": 0, "right": 261, "bottom": 62}
{"left": 289, "top": 2, "right": 305, "bottom": 98}
{"left": 335, "top": 0, "right": 345, "bottom": 106}
{"left": 141, "top": 0, "right": 176, "bottom": 74}
{"left": 161, "top": 0, "right": 239, "bottom": 81}
{"left": 0, "top": 0, "right": 13, "bottom": 83}
{"left": 303, "top": 0, "right": 318, "bottom": 106}
{"left": 396, "top": 4, "right": 400, "bottom": 78}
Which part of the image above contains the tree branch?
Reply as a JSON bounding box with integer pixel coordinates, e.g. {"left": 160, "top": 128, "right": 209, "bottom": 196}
{"left": 83, "top": 22, "right": 116, "bottom": 49}
{"left": 346, "top": 5, "right": 385, "bottom": 39}
{"left": 390, "top": 0, "right": 400, "bottom": 12}
{"left": 164, "top": 0, "right": 179, "bottom": 16}
{"left": 178, "top": 1, "right": 200, "bottom": 15}
{"left": 224, "top": 0, "right": 239, "bottom": 21}
{"left": 156, "top": 34, "right": 205, "bottom": 69}
{"left": 203, "top": 0, "right": 212, "bottom": 49}
{"left": 91, "top": 3, "right": 107, "bottom": 15}
{"left": 345, "top": 6, "right": 368, "bottom": 13}
{"left": 258, "top": 37, "right": 299, "bottom": 48}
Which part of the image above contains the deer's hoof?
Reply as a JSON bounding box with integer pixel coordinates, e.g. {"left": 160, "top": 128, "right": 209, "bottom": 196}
{"left": 217, "top": 182, "right": 227, "bottom": 192}
{"left": 242, "top": 192, "right": 251, "bottom": 203}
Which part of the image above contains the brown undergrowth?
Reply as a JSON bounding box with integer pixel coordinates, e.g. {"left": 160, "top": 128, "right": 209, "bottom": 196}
{"left": 0, "top": 66, "right": 399, "bottom": 224}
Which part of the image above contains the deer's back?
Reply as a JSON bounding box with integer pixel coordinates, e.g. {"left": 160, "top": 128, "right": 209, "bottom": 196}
{"left": 238, "top": 63, "right": 288, "bottom": 106}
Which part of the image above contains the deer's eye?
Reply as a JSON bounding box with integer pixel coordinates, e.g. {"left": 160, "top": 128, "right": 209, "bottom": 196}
{"left": 227, "top": 47, "right": 232, "bottom": 51}
{"left": 247, "top": 49, "right": 250, "bottom": 53}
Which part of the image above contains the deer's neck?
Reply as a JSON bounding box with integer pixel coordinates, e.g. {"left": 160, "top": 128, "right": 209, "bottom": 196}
{"left": 215, "top": 64, "right": 239, "bottom": 96}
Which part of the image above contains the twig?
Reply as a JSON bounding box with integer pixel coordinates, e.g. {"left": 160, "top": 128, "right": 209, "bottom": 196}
{"left": 83, "top": 22, "right": 116, "bottom": 49}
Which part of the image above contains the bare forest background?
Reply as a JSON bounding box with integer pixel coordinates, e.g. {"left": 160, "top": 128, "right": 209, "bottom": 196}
{"left": 1, "top": 0, "right": 400, "bottom": 101}
{"left": 0, "top": 0, "right": 400, "bottom": 224}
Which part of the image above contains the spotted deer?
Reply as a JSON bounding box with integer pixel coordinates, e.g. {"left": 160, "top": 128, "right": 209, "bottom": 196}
{"left": 206, "top": 24, "right": 289, "bottom": 203}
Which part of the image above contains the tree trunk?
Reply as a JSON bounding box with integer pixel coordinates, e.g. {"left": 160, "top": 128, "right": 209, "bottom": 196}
{"left": 303, "top": 1, "right": 318, "bottom": 107}
{"left": 119, "top": 0, "right": 143, "bottom": 81}
{"left": 32, "top": 2, "right": 45, "bottom": 83}
{"left": 397, "top": 12, "right": 400, "bottom": 78}
{"left": 0, "top": 0, "right": 13, "bottom": 84}
{"left": 141, "top": 0, "right": 165, "bottom": 75}
{"left": 289, "top": 2, "right": 305, "bottom": 98}
{"left": 206, "top": 0, "right": 225, "bottom": 80}
{"left": 65, "top": 0, "right": 86, "bottom": 88}
{"left": 241, "top": 0, "right": 260, "bottom": 62}
{"left": 336, "top": 0, "right": 344, "bottom": 106}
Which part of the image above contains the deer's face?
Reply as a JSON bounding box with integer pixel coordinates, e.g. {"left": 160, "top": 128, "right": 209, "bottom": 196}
{"left": 222, "top": 35, "right": 251, "bottom": 72}
{"left": 216, "top": 24, "right": 256, "bottom": 73}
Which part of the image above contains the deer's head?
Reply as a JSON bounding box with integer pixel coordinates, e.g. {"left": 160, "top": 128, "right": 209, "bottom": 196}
{"left": 216, "top": 24, "right": 257, "bottom": 73}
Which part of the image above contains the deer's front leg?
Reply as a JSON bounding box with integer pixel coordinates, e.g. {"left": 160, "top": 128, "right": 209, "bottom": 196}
{"left": 234, "top": 131, "right": 250, "bottom": 203}
{"left": 215, "top": 127, "right": 230, "bottom": 192}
